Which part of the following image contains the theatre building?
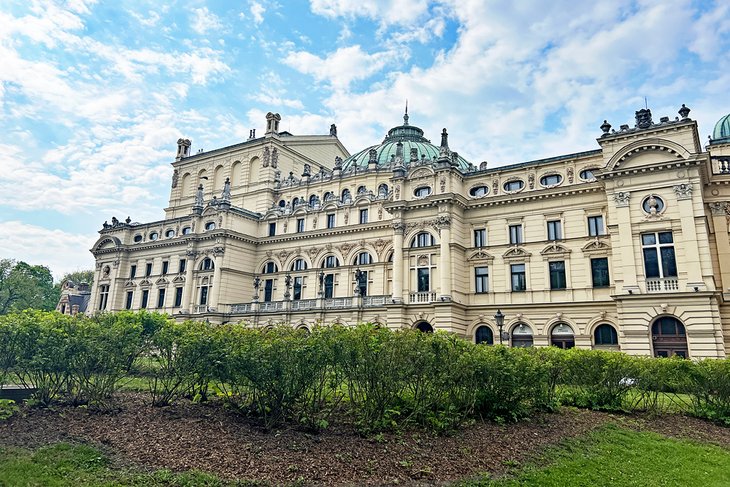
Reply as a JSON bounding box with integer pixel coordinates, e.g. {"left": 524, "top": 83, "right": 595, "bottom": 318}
{"left": 88, "top": 105, "right": 730, "bottom": 358}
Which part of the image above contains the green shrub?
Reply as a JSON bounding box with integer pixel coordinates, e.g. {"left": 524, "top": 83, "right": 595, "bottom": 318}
{"left": 560, "top": 348, "right": 638, "bottom": 410}
{"left": 686, "top": 359, "right": 730, "bottom": 424}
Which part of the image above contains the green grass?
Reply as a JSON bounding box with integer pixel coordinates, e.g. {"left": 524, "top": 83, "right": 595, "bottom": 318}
{"left": 0, "top": 443, "right": 258, "bottom": 486}
{"left": 458, "top": 424, "right": 730, "bottom": 486}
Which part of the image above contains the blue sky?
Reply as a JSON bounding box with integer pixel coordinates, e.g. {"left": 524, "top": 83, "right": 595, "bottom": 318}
{"left": 0, "top": 0, "right": 728, "bottom": 278}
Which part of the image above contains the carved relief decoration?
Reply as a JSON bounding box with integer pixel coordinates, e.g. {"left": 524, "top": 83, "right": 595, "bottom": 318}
{"left": 440, "top": 177, "right": 446, "bottom": 193}
{"left": 613, "top": 191, "right": 631, "bottom": 207}
{"left": 263, "top": 147, "right": 270, "bottom": 167}
{"left": 502, "top": 247, "right": 531, "bottom": 261}
{"left": 417, "top": 255, "right": 430, "bottom": 266}
{"left": 528, "top": 173, "right": 535, "bottom": 189}
{"left": 673, "top": 183, "right": 692, "bottom": 200}
{"left": 171, "top": 169, "right": 179, "bottom": 188}
{"left": 581, "top": 239, "right": 611, "bottom": 255}
{"left": 493, "top": 179, "right": 499, "bottom": 195}
{"left": 567, "top": 167, "right": 574, "bottom": 183}
{"left": 467, "top": 250, "right": 494, "bottom": 262}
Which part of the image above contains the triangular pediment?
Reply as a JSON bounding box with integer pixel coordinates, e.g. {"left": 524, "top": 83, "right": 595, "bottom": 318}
{"left": 124, "top": 280, "right": 136, "bottom": 288}
{"left": 540, "top": 243, "right": 571, "bottom": 256}
{"left": 155, "top": 277, "right": 169, "bottom": 285}
{"left": 468, "top": 250, "right": 494, "bottom": 262}
{"left": 502, "top": 247, "right": 531, "bottom": 261}
{"left": 172, "top": 275, "right": 186, "bottom": 283}
{"left": 581, "top": 239, "right": 611, "bottom": 255}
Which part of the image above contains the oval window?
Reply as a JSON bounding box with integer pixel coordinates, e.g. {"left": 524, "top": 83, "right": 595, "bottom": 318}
{"left": 642, "top": 195, "right": 665, "bottom": 214}
{"left": 205, "top": 222, "right": 216, "bottom": 231}
{"left": 182, "top": 227, "right": 192, "bottom": 235}
{"left": 414, "top": 186, "right": 431, "bottom": 198}
{"left": 469, "top": 185, "right": 489, "bottom": 197}
{"left": 149, "top": 232, "right": 159, "bottom": 241}
{"left": 580, "top": 169, "right": 596, "bottom": 181}
{"left": 540, "top": 174, "right": 562, "bottom": 186}
{"left": 133, "top": 234, "right": 143, "bottom": 243}
{"left": 503, "top": 180, "right": 524, "bottom": 192}
{"left": 165, "top": 229, "right": 175, "bottom": 238}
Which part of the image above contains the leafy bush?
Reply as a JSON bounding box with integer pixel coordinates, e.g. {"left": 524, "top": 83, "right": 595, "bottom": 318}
{"left": 686, "top": 359, "right": 730, "bottom": 424}
{"left": 560, "top": 348, "right": 638, "bottom": 410}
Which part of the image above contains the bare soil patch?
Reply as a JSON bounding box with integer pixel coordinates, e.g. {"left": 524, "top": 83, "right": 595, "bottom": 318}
{"left": 0, "top": 394, "right": 726, "bottom": 485}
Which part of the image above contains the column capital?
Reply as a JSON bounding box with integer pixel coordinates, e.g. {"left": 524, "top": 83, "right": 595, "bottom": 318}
{"left": 673, "top": 183, "right": 693, "bottom": 200}
{"left": 613, "top": 191, "right": 631, "bottom": 207}
{"left": 392, "top": 221, "right": 406, "bottom": 234}
{"left": 709, "top": 201, "right": 730, "bottom": 216}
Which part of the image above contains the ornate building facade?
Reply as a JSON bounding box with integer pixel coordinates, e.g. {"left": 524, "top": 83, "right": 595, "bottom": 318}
{"left": 88, "top": 107, "right": 730, "bottom": 358}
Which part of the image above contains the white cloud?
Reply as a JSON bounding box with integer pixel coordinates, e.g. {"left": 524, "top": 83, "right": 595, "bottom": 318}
{"left": 284, "top": 44, "right": 407, "bottom": 90}
{"left": 309, "top": 0, "right": 430, "bottom": 25}
{"left": 250, "top": 1, "right": 266, "bottom": 25}
{"left": 190, "top": 7, "right": 223, "bottom": 35}
{"left": 0, "top": 221, "right": 97, "bottom": 279}
{"left": 129, "top": 9, "right": 161, "bottom": 27}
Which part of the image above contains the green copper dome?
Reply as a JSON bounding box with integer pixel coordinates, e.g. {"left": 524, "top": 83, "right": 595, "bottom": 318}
{"left": 711, "top": 113, "right": 730, "bottom": 144}
{"left": 341, "top": 112, "right": 473, "bottom": 172}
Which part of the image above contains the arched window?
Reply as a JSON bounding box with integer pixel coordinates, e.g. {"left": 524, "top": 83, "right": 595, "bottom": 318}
{"left": 204, "top": 221, "right": 216, "bottom": 231}
{"left": 165, "top": 229, "right": 175, "bottom": 238}
{"left": 149, "top": 232, "right": 159, "bottom": 241}
{"left": 475, "top": 325, "right": 494, "bottom": 345}
{"left": 354, "top": 252, "right": 372, "bottom": 265}
{"left": 550, "top": 323, "right": 575, "bottom": 349}
{"left": 182, "top": 227, "right": 192, "bottom": 235}
{"left": 322, "top": 255, "right": 339, "bottom": 268}
{"left": 357, "top": 185, "right": 367, "bottom": 194}
{"left": 291, "top": 258, "right": 307, "bottom": 271}
{"left": 341, "top": 189, "right": 352, "bottom": 203}
{"left": 580, "top": 169, "right": 596, "bottom": 181}
{"left": 262, "top": 261, "right": 278, "bottom": 274}
{"left": 411, "top": 232, "right": 435, "bottom": 248}
{"left": 414, "top": 186, "right": 431, "bottom": 198}
{"left": 511, "top": 323, "right": 533, "bottom": 348}
{"left": 323, "top": 191, "right": 334, "bottom": 201}
{"left": 200, "top": 258, "right": 214, "bottom": 271}
{"left": 278, "top": 200, "right": 286, "bottom": 208}
{"left": 415, "top": 321, "right": 433, "bottom": 333}
{"left": 309, "top": 194, "right": 318, "bottom": 207}
{"left": 651, "top": 317, "right": 688, "bottom": 358}
{"left": 594, "top": 324, "right": 618, "bottom": 347}
{"left": 377, "top": 183, "right": 389, "bottom": 197}
{"left": 292, "top": 197, "right": 300, "bottom": 207}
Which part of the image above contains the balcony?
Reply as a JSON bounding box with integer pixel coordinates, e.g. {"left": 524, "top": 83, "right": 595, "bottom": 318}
{"left": 290, "top": 299, "right": 318, "bottom": 311}
{"left": 230, "top": 303, "right": 251, "bottom": 313}
{"left": 362, "top": 295, "right": 388, "bottom": 307}
{"left": 324, "top": 297, "right": 353, "bottom": 308}
{"left": 409, "top": 292, "right": 437, "bottom": 304}
{"left": 646, "top": 278, "right": 679, "bottom": 293}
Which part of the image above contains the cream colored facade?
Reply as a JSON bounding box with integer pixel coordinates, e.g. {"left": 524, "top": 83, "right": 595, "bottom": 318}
{"left": 89, "top": 107, "right": 730, "bottom": 358}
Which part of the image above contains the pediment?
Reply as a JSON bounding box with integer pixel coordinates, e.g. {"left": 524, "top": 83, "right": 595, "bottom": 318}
{"left": 172, "top": 275, "right": 186, "bottom": 283}
{"left": 581, "top": 239, "right": 611, "bottom": 255}
{"left": 540, "top": 243, "right": 571, "bottom": 256}
{"left": 467, "top": 250, "right": 494, "bottom": 262}
{"left": 124, "top": 280, "right": 136, "bottom": 288}
{"left": 606, "top": 138, "right": 690, "bottom": 172}
{"left": 410, "top": 168, "right": 434, "bottom": 179}
{"left": 155, "top": 277, "right": 169, "bottom": 285}
{"left": 502, "top": 247, "right": 531, "bottom": 261}
{"left": 138, "top": 279, "right": 152, "bottom": 287}
{"left": 201, "top": 205, "right": 218, "bottom": 216}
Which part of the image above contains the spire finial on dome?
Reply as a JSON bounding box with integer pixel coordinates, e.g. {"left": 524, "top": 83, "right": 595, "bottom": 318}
{"left": 403, "top": 99, "right": 409, "bottom": 126}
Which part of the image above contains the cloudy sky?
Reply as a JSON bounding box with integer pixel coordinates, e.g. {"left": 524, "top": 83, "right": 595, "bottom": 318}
{"left": 1, "top": 0, "right": 728, "bottom": 278}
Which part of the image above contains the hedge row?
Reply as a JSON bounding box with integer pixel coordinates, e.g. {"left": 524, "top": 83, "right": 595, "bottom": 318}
{"left": 1, "top": 311, "right": 729, "bottom": 432}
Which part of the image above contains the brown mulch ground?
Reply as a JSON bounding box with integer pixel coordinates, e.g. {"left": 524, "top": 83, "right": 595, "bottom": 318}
{"left": 0, "top": 393, "right": 727, "bottom": 485}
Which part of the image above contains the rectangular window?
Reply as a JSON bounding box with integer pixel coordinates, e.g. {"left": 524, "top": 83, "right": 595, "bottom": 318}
{"left": 588, "top": 215, "right": 605, "bottom": 236}
{"left": 549, "top": 261, "right": 567, "bottom": 289}
{"left": 141, "top": 289, "right": 149, "bottom": 308}
{"left": 157, "top": 288, "right": 166, "bottom": 308}
{"left": 293, "top": 276, "right": 303, "bottom": 300}
{"left": 591, "top": 258, "right": 610, "bottom": 287}
{"left": 327, "top": 214, "right": 335, "bottom": 229}
{"left": 264, "top": 279, "right": 274, "bottom": 302}
{"left": 199, "top": 286, "right": 208, "bottom": 305}
{"left": 296, "top": 218, "right": 305, "bottom": 233}
{"left": 324, "top": 274, "right": 334, "bottom": 298}
{"left": 417, "top": 268, "right": 430, "bottom": 292}
{"left": 162, "top": 261, "right": 169, "bottom": 275}
{"left": 475, "top": 267, "right": 489, "bottom": 293}
{"left": 125, "top": 291, "right": 134, "bottom": 310}
{"left": 509, "top": 224, "right": 523, "bottom": 245}
{"left": 98, "top": 284, "right": 110, "bottom": 310}
{"left": 130, "top": 265, "right": 137, "bottom": 279}
{"left": 511, "top": 264, "right": 526, "bottom": 291}
{"left": 359, "top": 209, "right": 368, "bottom": 224}
{"left": 547, "top": 220, "right": 562, "bottom": 241}
{"left": 474, "top": 228, "right": 486, "bottom": 247}
{"left": 642, "top": 232, "right": 677, "bottom": 278}
{"left": 174, "top": 287, "right": 183, "bottom": 307}
{"left": 178, "top": 259, "right": 186, "bottom": 273}
{"left": 268, "top": 222, "right": 276, "bottom": 236}
{"left": 145, "top": 263, "right": 152, "bottom": 277}
{"left": 356, "top": 270, "right": 368, "bottom": 297}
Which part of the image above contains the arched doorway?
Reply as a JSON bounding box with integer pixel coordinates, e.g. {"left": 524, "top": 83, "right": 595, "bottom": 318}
{"left": 652, "top": 317, "right": 688, "bottom": 358}
{"left": 415, "top": 321, "right": 433, "bottom": 333}
{"left": 550, "top": 323, "right": 575, "bottom": 349}
{"left": 511, "top": 323, "right": 533, "bottom": 347}
{"left": 475, "top": 325, "right": 494, "bottom": 345}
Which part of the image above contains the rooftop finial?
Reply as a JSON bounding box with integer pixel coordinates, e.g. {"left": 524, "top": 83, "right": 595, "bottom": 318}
{"left": 403, "top": 99, "right": 409, "bottom": 125}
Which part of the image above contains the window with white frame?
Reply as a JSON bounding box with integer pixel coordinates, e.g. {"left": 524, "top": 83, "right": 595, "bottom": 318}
{"left": 475, "top": 267, "right": 489, "bottom": 293}
{"left": 641, "top": 232, "right": 677, "bottom": 278}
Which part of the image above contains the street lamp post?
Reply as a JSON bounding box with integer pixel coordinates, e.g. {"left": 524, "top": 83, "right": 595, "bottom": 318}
{"left": 494, "top": 309, "right": 505, "bottom": 345}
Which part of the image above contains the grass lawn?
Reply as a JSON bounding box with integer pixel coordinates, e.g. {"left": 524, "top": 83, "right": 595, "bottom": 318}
{"left": 0, "top": 443, "right": 245, "bottom": 486}
{"left": 460, "top": 424, "right": 730, "bottom": 487}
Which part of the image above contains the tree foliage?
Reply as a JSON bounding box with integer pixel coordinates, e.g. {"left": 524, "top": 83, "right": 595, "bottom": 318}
{"left": 59, "top": 270, "right": 94, "bottom": 286}
{"left": 0, "top": 259, "right": 59, "bottom": 314}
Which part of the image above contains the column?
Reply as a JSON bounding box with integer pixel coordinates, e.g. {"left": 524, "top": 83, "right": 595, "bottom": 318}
{"left": 183, "top": 252, "right": 196, "bottom": 312}
{"left": 710, "top": 202, "right": 730, "bottom": 292}
{"left": 392, "top": 221, "right": 405, "bottom": 303}
{"left": 438, "top": 217, "right": 452, "bottom": 301}
{"left": 209, "top": 251, "right": 223, "bottom": 309}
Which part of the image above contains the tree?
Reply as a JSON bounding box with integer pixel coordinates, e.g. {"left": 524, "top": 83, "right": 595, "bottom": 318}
{"left": 0, "top": 259, "right": 59, "bottom": 314}
{"left": 60, "top": 270, "right": 94, "bottom": 286}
